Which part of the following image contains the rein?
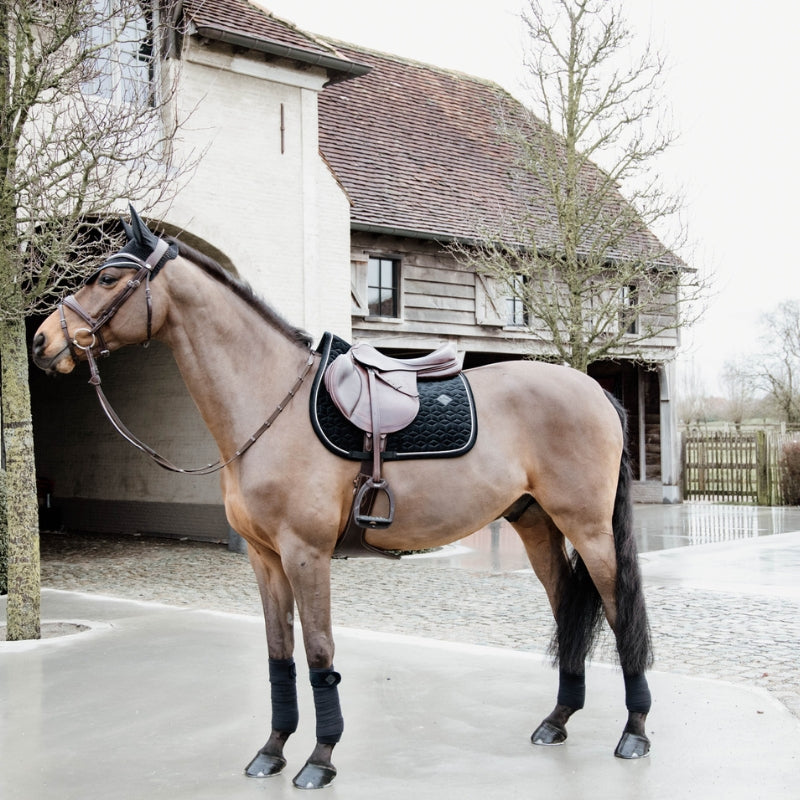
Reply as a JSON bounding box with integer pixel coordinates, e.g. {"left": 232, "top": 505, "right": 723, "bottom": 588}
{"left": 92, "top": 351, "right": 315, "bottom": 475}
{"left": 59, "top": 237, "right": 316, "bottom": 475}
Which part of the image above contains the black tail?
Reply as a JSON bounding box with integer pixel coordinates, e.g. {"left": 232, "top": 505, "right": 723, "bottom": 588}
{"left": 549, "top": 548, "right": 605, "bottom": 674}
{"left": 607, "top": 392, "right": 653, "bottom": 674}
{"left": 549, "top": 392, "right": 653, "bottom": 675}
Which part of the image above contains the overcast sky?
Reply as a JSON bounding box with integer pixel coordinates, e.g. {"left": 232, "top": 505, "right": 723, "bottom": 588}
{"left": 259, "top": 0, "right": 800, "bottom": 393}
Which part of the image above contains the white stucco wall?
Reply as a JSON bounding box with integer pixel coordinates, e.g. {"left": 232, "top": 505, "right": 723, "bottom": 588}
{"left": 158, "top": 41, "right": 352, "bottom": 340}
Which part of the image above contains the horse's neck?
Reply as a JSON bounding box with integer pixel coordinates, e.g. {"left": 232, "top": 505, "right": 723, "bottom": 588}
{"left": 158, "top": 261, "right": 309, "bottom": 458}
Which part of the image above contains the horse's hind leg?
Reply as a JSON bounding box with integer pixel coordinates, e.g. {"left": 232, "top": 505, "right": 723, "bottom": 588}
{"left": 604, "top": 473, "right": 653, "bottom": 759}
{"left": 546, "top": 469, "right": 653, "bottom": 759}
{"left": 565, "top": 521, "right": 653, "bottom": 758}
{"left": 509, "top": 503, "right": 601, "bottom": 747}
{"left": 244, "top": 545, "right": 300, "bottom": 778}
{"left": 514, "top": 466, "right": 653, "bottom": 759}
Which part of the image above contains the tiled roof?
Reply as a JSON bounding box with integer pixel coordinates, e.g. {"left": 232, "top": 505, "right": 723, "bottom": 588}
{"left": 318, "top": 42, "right": 678, "bottom": 265}
{"left": 181, "top": 1, "right": 368, "bottom": 81}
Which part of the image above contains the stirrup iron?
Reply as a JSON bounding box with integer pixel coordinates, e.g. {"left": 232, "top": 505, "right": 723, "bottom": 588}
{"left": 353, "top": 477, "right": 395, "bottom": 528}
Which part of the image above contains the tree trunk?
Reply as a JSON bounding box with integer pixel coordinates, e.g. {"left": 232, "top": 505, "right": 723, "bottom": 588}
{"left": 0, "top": 468, "right": 7, "bottom": 595}
{"left": 1, "top": 314, "right": 40, "bottom": 640}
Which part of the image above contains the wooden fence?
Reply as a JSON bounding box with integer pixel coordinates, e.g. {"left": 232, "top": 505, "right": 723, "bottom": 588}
{"left": 682, "top": 429, "right": 800, "bottom": 504}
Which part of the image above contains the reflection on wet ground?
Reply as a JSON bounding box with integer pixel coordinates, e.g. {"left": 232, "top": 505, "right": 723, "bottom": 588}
{"left": 417, "top": 503, "right": 800, "bottom": 574}
{"left": 634, "top": 503, "right": 800, "bottom": 552}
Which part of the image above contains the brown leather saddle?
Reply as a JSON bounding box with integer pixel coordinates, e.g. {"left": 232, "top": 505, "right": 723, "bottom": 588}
{"left": 324, "top": 341, "right": 461, "bottom": 529}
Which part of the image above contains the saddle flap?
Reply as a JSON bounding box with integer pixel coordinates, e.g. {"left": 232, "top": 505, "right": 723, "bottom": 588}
{"left": 324, "top": 352, "right": 365, "bottom": 419}
{"left": 324, "top": 352, "right": 419, "bottom": 434}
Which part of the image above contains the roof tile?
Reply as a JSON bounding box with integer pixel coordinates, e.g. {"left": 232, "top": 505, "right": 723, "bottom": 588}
{"left": 318, "top": 41, "right": 676, "bottom": 264}
{"left": 182, "top": 0, "right": 358, "bottom": 69}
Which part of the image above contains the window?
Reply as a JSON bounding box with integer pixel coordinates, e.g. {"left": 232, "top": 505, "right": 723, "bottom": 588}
{"left": 505, "top": 274, "right": 528, "bottom": 327}
{"left": 620, "top": 284, "right": 639, "bottom": 334}
{"left": 83, "top": 1, "right": 156, "bottom": 107}
{"left": 367, "top": 257, "right": 399, "bottom": 317}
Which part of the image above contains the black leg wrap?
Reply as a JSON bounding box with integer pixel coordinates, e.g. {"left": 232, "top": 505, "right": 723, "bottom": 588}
{"left": 623, "top": 672, "right": 652, "bottom": 714}
{"left": 309, "top": 667, "right": 344, "bottom": 744}
{"left": 269, "top": 658, "right": 299, "bottom": 734}
{"left": 556, "top": 670, "right": 586, "bottom": 710}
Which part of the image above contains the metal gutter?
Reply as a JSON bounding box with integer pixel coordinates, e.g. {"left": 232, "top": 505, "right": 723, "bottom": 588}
{"left": 350, "top": 221, "right": 476, "bottom": 246}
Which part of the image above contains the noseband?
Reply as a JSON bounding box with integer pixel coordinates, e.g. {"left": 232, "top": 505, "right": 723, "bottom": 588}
{"left": 58, "top": 238, "right": 170, "bottom": 385}
{"left": 58, "top": 236, "right": 316, "bottom": 475}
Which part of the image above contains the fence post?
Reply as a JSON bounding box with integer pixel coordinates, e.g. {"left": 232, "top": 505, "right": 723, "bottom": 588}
{"left": 680, "top": 431, "right": 687, "bottom": 500}
{"left": 756, "top": 430, "right": 770, "bottom": 505}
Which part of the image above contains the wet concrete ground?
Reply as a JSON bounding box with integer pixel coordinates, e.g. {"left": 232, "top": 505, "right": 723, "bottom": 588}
{"left": 416, "top": 501, "right": 800, "bottom": 578}
{"left": 2, "top": 503, "right": 800, "bottom": 797}
{"left": 2, "top": 588, "right": 799, "bottom": 800}
{"left": 634, "top": 502, "right": 800, "bottom": 552}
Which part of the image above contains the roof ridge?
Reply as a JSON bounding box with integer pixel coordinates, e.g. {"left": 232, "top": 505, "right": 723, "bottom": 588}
{"left": 319, "top": 35, "right": 511, "bottom": 94}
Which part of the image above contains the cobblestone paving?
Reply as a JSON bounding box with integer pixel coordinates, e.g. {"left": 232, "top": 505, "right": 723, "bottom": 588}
{"left": 39, "top": 532, "right": 800, "bottom": 720}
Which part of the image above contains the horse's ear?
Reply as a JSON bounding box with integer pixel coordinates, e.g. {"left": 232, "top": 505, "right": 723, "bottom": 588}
{"left": 128, "top": 204, "right": 155, "bottom": 247}
{"left": 120, "top": 217, "right": 134, "bottom": 241}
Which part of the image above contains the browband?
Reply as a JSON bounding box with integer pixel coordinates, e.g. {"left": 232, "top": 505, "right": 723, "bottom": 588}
{"left": 89, "top": 237, "right": 176, "bottom": 282}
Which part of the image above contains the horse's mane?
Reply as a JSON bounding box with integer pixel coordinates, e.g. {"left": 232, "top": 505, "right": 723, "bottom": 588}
{"left": 167, "top": 236, "right": 314, "bottom": 348}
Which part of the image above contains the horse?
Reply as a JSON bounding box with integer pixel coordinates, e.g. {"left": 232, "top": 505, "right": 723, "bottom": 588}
{"left": 31, "top": 208, "right": 653, "bottom": 789}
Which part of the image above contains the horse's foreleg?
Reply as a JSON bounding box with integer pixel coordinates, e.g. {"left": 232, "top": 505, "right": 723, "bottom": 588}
{"left": 245, "top": 546, "right": 299, "bottom": 778}
{"left": 282, "top": 546, "right": 342, "bottom": 790}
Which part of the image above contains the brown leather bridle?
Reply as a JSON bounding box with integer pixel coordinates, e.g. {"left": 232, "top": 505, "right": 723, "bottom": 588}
{"left": 58, "top": 238, "right": 170, "bottom": 385}
{"left": 58, "top": 236, "right": 315, "bottom": 475}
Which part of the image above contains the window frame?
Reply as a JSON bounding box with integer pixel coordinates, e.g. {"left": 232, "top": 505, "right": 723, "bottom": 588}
{"left": 366, "top": 255, "right": 401, "bottom": 320}
{"left": 620, "top": 284, "right": 639, "bottom": 335}
{"left": 505, "top": 273, "right": 528, "bottom": 328}
{"left": 82, "top": 0, "right": 159, "bottom": 109}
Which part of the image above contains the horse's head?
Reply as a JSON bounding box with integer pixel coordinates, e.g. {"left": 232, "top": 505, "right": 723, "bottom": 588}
{"left": 32, "top": 207, "right": 178, "bottom": 375}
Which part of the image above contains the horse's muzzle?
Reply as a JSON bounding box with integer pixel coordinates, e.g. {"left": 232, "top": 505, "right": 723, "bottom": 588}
{"left": 32, "top": 331, "right": 75, "bottom": 375}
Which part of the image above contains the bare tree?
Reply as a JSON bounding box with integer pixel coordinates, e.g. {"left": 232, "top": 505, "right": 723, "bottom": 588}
{"left": 676, "top": 358, "right": 710, "bottom": 428}
{"left": 756, "top": 300, "right": 800, "bottom": 425}
{"left": 1, "top": 1, "right": 193, "bottom": 639}
{"left": 454, "top": 0, "right": 707, "bottom": 373}
{"left": 719, "top": 359, "right": 758, "bottom": 431}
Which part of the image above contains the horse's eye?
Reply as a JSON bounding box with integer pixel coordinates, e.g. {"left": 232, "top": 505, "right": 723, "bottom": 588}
{"left": 98, "top": 273, "right": 119, "bottom": 287}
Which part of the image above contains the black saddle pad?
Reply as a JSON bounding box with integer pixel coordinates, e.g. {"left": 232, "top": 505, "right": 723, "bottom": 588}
{"left": 309, "top": 332, "right": 477, "bottom": 461}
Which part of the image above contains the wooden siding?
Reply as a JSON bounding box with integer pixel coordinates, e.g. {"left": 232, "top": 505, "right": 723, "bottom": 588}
{"left": 350, "top": 231, "right": 680, "bottom": 361}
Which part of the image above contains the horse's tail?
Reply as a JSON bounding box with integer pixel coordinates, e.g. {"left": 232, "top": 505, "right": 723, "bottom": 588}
{"left": 549, "top": 391, "right": 653, "bottom": 675}
{"left": 549, "top": 547, "right": 605, "bottom": 674}
{"left": 607, "top": 391, "right": 653, "bottom": 674}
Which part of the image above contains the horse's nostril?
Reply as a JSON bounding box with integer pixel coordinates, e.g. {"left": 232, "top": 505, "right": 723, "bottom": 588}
{"left": 32, "top": 332, "right": 46, "bottom": 356}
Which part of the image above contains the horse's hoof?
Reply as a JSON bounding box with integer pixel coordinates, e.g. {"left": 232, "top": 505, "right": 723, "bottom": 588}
{"left": 531, "top": 720, "right": 568, "bottom": 746}
{"left": 244, "top": 751, "right": 287, "bottom": 777}
{"left": 614, "top": 731, "right": 651, "bottom": 759}
{"left": 292, "top": 760, "right": 337, "bottom": 789}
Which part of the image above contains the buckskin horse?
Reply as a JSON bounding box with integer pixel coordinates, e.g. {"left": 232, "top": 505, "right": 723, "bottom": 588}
{"left": 31, "top": 209, "right": 653, "bottom": 789}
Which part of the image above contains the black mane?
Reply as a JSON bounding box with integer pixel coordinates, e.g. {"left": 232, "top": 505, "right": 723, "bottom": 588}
{"left": 166, "top": 237, "right": 313, "bottom": 348}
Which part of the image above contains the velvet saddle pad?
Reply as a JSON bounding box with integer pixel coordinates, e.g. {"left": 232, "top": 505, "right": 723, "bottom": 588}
{"left": 309, "top": 332, "right": 477, "bottom": 461}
